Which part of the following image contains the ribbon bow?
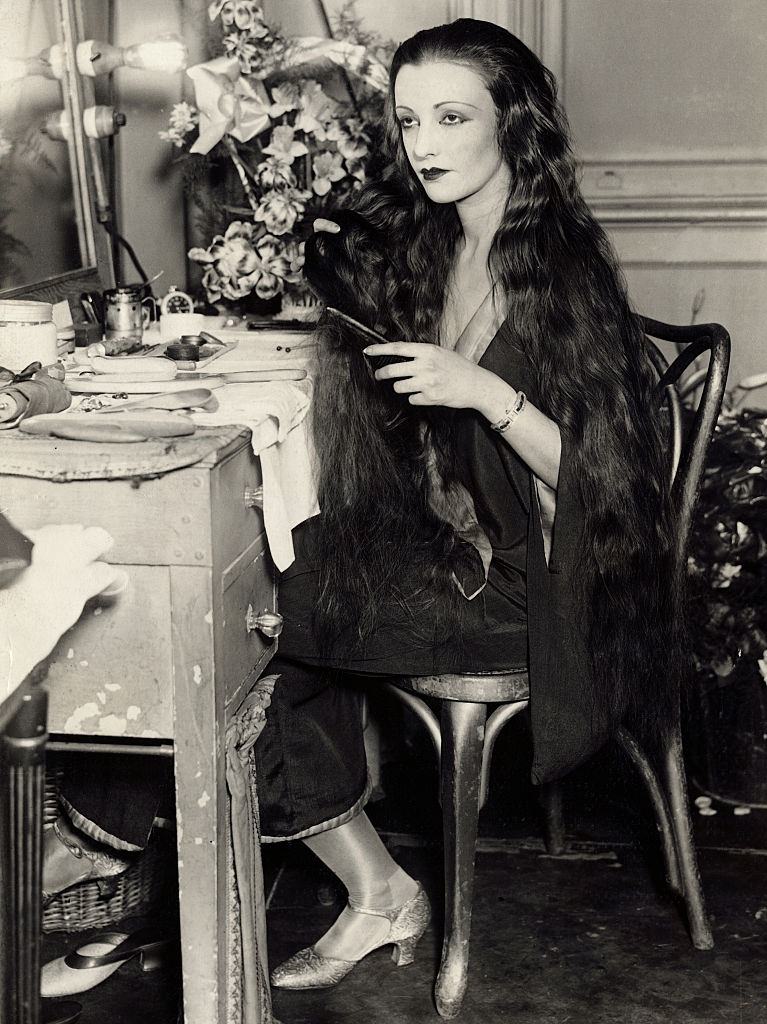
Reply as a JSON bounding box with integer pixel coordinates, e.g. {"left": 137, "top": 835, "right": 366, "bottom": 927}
{"left": 281, "top": 37, "right": 389, "bottom": 93}
{"left": 0, "top": 361, "right": 42, "bottom": 385}
{"left": 186, "top": 56, "right": 271, "bottom": 155}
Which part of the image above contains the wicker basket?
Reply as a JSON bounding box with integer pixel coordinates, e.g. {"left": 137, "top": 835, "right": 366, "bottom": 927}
{"left": 43, "top": 763, "right": 175, "bottom": 934}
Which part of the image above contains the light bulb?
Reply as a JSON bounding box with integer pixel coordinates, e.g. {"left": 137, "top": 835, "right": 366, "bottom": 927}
{"left": 40, "top": 110, "right": 72, "bottom": 142}
{"left": 125, "top": 35, "right": 188, "bottom": 73}
{"left": 76, "top": 34, "right": 188, "bottom": 77}
{"left": 0, "top": 44, "right": 66, "bottom": 83}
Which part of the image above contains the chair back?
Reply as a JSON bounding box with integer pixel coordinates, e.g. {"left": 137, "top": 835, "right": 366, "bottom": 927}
{"left": 640, "top": 317, "right": 731, "bottom": 562}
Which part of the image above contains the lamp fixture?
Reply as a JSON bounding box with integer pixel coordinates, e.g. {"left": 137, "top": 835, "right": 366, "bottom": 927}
{"left": 41, "top": 106, "right": 127, "bottom": 143}
{"left": 0, "top": 34, "right": 187, "bottom": 84}
{"left": 76, "top": 35, "right": 188, "bottom": 77}
{"left": 0, "top": 44, "right": 66, "bottom": 83}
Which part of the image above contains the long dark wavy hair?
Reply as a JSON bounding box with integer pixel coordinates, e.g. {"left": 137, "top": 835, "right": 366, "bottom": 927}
{"left": 376, "top": 19, "right": 682, "bottom": 737}
{"left": 304, "top": 200, "right": 466, "bottom": 657}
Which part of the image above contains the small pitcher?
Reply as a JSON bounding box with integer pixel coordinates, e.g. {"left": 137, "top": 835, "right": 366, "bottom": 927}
{"left": 103, "top": 284, "right": 156, "bottom": 352}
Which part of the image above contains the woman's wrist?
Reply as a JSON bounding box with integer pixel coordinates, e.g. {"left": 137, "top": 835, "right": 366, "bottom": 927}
{"left": 475, "top": 375, "right": 518, "bottom": 424}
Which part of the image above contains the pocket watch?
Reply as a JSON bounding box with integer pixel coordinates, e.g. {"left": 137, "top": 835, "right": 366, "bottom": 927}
{"left": 159, "top": 286, "right": 195, "bottom": 316}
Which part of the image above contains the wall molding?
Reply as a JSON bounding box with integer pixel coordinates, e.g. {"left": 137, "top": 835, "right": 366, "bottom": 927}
{"left": 581, "top": 157, "right": 767, "bottom": 226}
{"left": 448, "top": 0, "right": 565, "bottom": 90}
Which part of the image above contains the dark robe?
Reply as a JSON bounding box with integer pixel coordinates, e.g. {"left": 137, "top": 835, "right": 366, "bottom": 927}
{"left": 255, "top": 313, "right": 624, "bottom": 839}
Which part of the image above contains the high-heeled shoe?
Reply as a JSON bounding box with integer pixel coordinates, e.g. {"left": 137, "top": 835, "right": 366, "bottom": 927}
{"left": 42, "top": 816, "right": 133, "bottom": 906}
{"left": 270, "top": 883, "right": 431, "bottom": 990}
{"left": 41, "top": 928, "right": 171, "bottom": 998}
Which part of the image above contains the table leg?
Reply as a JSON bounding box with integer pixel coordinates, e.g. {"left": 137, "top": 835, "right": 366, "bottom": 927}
{"left": 171, "top": 567, "right": 229, "bottom": 1024}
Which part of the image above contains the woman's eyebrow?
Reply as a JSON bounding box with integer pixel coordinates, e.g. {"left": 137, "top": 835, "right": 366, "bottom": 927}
{"left": 395, "top": 101, "right": 480, "bottom": 111}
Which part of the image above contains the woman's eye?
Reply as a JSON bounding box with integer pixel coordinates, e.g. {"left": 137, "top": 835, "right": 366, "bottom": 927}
{"left": 398, "top": 117, "right": 416, "bottom": 130}
{"left": 441, "top": 113, "right": 465, "bottom": 126}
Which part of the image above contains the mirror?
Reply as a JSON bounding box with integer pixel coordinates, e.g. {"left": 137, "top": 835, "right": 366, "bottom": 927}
{"left": 0, "top": 0, "right": 111, "bottom": 302}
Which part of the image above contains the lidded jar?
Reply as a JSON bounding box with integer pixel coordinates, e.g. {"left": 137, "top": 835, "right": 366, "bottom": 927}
{"left": 0, "top": 300, "right": 59, "bottom": 373}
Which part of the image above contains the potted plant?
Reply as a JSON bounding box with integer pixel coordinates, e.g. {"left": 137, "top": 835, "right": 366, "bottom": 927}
{"left": 685, "top": 370, "right": 767, "bottom": 807}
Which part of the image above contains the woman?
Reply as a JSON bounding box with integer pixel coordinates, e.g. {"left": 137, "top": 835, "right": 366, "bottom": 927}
{"left": 260, "top": 16, "right": 680, "bottom": 990}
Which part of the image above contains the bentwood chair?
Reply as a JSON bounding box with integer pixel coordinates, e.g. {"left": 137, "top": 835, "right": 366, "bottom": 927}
{"left": 384, "top": 317, "right": 731, "bottom": 1019}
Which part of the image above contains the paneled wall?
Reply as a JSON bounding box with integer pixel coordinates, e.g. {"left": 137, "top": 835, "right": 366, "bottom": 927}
{"left": 561, "top": 0, "right": 767, "bottom": 400}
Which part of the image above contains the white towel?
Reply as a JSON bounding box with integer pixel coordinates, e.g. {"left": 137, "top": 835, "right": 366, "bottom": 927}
{"left": 191, "top": 380, "right": 319, "bottom": 570}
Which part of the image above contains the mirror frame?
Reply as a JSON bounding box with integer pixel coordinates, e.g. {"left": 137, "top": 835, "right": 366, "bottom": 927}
{"left": 0, "top": 0, "right": 113, "bottom": 306}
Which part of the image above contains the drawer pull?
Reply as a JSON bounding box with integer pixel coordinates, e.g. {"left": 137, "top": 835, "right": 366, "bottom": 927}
{"left": 246, "top": 606, "right": 283, "bottom": 638}
{"left": 244, "top": 486, "right": 264, "bottom": 510}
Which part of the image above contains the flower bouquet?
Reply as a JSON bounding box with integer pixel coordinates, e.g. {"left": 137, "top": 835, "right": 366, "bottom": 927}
{"left": 161, "top": 1, "right": 393, "bottom": 318}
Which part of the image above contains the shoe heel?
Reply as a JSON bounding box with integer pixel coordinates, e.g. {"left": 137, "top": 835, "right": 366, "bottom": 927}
{"left": 392, "top": 937, "right": 417, "bottom": 967}
{"left": 140, "top": 946, "right": 167, "bottom": 973}
{"left": 96, "top": 876, "right": 119, "bottom": 899}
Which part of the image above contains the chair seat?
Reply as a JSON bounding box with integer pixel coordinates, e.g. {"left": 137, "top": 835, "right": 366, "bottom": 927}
{"left": 397, "top": 669, "right": 529, "bottom": 704}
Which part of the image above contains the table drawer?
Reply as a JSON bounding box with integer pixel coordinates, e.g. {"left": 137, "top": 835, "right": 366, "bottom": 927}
{"left": 45, "top": 564, "right": 174, "bottom": 738}
{"left": 219, "top": 542, "right": 277, "bottom": 711}
{"left": 212, "top": 442, "right": 265, "bottom": 575}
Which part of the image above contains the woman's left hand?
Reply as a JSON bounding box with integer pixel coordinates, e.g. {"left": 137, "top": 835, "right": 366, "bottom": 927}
{"left": 364, "top": 341, "right": 509, "bottom": 415}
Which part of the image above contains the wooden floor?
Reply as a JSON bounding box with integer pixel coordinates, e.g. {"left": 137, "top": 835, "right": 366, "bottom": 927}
{"left": 42, "top": 725, "right": 767, "bottom": 1023}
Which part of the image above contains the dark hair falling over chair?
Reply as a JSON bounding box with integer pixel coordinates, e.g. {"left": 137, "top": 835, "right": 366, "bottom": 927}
{"left": 304, "top": 202, "right": 465, "bottom": 658}
{"left": 311, "top": 19, "right": 682, "bottom": 743}
{"left": 370, "top": 18, "right": 682, "bottom": 743}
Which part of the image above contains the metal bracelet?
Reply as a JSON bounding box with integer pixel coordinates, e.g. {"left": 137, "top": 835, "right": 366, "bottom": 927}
{"left": 490, "top": 391, "right": 527, "bottom": 433}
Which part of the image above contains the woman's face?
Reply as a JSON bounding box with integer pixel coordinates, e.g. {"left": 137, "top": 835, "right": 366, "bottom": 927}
{"left": 394, "top": 60, "right": 508, "bottom": 206}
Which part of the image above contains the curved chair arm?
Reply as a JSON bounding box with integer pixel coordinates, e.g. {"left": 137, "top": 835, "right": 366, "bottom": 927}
{"left": 640, "top": 319, "right": 731, "bottom": 559}
{"left": 645, "top": 340, "right": 682, "bottom": 487}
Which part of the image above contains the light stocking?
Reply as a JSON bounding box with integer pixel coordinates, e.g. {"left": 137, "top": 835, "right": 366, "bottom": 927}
{"left": 302, "top": 812, "right": 419, "bottom": 960}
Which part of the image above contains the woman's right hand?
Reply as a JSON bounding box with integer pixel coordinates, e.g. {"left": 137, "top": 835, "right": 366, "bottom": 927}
{"left": 312, "top": 218, "right": 340, "bottom": 234}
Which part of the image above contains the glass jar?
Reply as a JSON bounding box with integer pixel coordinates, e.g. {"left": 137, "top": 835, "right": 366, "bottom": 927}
{"left": 0, "top": 300, "right": 59, "bottom": 373}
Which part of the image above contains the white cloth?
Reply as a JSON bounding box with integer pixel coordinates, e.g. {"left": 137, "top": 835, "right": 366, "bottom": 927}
{"left": 190, "top": 380, "right": 319, "bottom": 570}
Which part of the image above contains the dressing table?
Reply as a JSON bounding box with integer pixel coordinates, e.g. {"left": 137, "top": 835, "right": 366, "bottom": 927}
{"left": 2, "top": 425, "right": 279, "bottom": 1023}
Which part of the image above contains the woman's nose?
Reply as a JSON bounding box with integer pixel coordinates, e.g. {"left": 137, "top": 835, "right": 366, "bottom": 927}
{"left": 411, "top": 125, "right": 436, "bottom": 161}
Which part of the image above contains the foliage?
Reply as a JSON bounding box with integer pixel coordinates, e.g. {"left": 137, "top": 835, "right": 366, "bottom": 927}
{"left": 161, "top": 0, "right": 394, "bottom": 311}
{"left": 687, "top": 406, "right": 767, "bottom": 696}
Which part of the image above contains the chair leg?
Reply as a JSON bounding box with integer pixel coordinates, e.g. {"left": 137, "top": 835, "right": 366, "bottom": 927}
{"left": 616, "top": 726, "right": 682, "bottom": 895}
{"left": 435, "top": 701, "right": 487, "bottom": 1020}
{"left": 2, "top": 686, "right": 48, "bottom": 1024}
{"left": 538, "top": 781, "right": 566, "bottom": 855}
{"left": 662, "top": 726, "right": 714, "bottom": 950}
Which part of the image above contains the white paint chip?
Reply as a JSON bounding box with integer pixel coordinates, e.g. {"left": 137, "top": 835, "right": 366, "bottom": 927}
{"left": 126, "top": 705, "right": 141, "bottom": 721}
{"left": 105, "top": 683, "right": 121, "bottom": 692}
{"left": 97, "top": 692, "right": 106, "bottom": 705}
{"left": 204, "top": 610, "right": 213, "bottom": 624}
{"left": 194, "top": 837, "right": 203, "bottom": 845}
{"left": 193, "top": 664, "right": 202, "bottom": 686}
{"left": 98, "top": 715, "right": 128, "bottom": 735}
{"left": 197, "top": 791, "right": 210, "bottom": 808}
{"left": 140, "top": 729, "right": 161, "bottom": 738}
{"left": 79, "top": 660, "right": 89, "bottom": 668}
{"left": 93, "top": 607, "right": 103, "bottom": 616}
{"left": 66, "top": 649, "right": 74, "bottom": 660}
{"left": 64, "top": 703, "right": 100, "bottom": 732}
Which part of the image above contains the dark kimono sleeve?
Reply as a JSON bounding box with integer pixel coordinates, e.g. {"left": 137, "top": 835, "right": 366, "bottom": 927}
{"left": 526, "top": 428, "right": 613, "bottom": 784}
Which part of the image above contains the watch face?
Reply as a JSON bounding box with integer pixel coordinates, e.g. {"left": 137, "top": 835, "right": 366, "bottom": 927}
{"left": 161, "top": 289, "right": 194, "bottom": 315}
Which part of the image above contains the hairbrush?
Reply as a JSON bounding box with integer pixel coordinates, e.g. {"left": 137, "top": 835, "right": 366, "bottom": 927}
{"left": 324, "top": 307, "right": 409, "bottom": 369}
